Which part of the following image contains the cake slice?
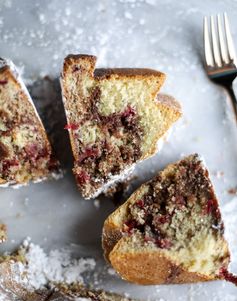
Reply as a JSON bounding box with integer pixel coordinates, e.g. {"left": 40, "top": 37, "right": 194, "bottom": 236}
{"left": 0, "top": 59, "right": 58, "bottom": 186}
{"left": 102, "top": 154, "right": 234, "bottom": 285}
{"left": 61, "top": 54, "right": 181, "bottom": 199}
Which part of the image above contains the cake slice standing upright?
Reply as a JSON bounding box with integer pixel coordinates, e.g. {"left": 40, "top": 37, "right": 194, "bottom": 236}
{"left": 102, "top": 154, "right": 234, "bottom": 285}
{"left": 0, "top": 59, "right": 58, "bottom": 186}
{"left": 61, "top": 54, "right": 181, "bottom": 199}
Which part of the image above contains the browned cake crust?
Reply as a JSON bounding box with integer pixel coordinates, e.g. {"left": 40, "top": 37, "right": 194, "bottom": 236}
{"left": 109, "top": 241, "right": 212, "bottom": 285}
{"left": 102, "top": 154, "right": 230, "bottom": 285}
{"left": 61, "top": 54, "right": 181, "bottom": 199}
{"left": 64, "top": 54, "right": 165, "bottom": 79}
{"left": 0, "top": 59, "right": 58, "bottom": 186}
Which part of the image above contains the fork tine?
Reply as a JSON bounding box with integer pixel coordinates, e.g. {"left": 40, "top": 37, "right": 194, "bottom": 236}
{"left": 217, "top": 14, "right": 229, "bottom": 64}
{"left": 224, "top": 12, "right": 237, "bottom": 64}
{"left": 210, "top": 15, "right": 222, "bottom": 67}
{"left": 204, "top": 16, "right": 214, "bottom": 67}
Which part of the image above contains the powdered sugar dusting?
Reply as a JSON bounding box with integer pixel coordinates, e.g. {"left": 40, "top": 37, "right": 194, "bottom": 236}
{"left": 18, "top": 238, "right": 96, "bottom": 290}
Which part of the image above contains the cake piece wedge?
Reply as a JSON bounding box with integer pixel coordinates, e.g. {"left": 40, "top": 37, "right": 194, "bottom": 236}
{"left": 102, "top": 154, "right": 233, "bottom": 285}
{"left": 61, "top": 54, "right": 181, "bottom": 199}
{"left": 0, "top": 59, "right": 58, "bottom": 186}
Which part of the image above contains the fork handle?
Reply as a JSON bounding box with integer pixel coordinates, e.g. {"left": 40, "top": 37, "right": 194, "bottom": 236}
{"left": 226, "top": 85, "right": 237, "bottom": 123}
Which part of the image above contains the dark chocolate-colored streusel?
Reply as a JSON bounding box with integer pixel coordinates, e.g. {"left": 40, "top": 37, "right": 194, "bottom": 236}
{"left": 123, "top": 154, "right": 223, "bottom": 250}
{"left": 69, "top": 86, "right": 143, "bottom": 192}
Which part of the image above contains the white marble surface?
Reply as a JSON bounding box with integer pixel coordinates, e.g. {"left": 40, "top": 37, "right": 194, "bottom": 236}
{"left": 1, "top": 0, "right": 237, "bottom": 300}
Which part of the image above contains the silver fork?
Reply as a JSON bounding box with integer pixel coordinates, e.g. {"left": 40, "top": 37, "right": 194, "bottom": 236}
{"left": 204, "top": 13, "right": 237, "bottom": 122}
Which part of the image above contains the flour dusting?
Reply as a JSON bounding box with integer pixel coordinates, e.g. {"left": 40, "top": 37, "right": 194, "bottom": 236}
{"left": 18, "top": 238, "right": 96, "bottom": 290}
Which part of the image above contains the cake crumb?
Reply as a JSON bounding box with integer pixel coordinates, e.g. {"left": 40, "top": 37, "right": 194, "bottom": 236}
{"left": 212, "top": 170, "right": 224, "bottom": 179}
{"left": 228, "top": 188, "right": 237, "bottom": 195}
{"left": 107, "top": 267, "right": 116, "bottom": 275}
{"left": 24, "top": 197, "right": 29, "bottom": 206}
{"left": 124, "top": 11, "right": 133, "bottom": 19}
{"left": 93, "top": 199, "right": 100, "bottom": 209}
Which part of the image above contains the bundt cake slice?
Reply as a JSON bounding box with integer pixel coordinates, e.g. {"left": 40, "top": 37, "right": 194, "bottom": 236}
{"left": 0, "top": 59, "right": 58, "bottom": 186}
{"left": 61, "top": 54, "right": 181, "bottom": 199}
{"left": 102, "top": 154, "right": 235, "bottom": 285}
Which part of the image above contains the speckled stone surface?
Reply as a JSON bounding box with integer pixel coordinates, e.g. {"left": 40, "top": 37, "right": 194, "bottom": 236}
{"left": 0, "top": 0, "right": 237, "bottom": 300}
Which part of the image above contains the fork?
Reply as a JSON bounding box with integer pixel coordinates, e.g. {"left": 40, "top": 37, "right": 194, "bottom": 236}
{"left": 204, "top": 13, "right": 237, "bottom": 123}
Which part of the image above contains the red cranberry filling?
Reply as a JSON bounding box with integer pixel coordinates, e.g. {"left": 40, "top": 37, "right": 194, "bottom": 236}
{"left": 24, "top": 143, "right": 39, "bottom": 159}
{"left": 219, "top": 267, "right": 237, "bottom": 286}
{"left": 72, "top": 66, "right": 80, "bottom": 73}
{"left": 1, "top": 159, "right": 19, "bottom": 177}
{"left": 155, "top": 214, "right": 170, "bottom": 224}
{"left": 76, "top": 171, "right": 90, "bottom": 184}
{"left": 202, "top": 199, "right": 221, "bottom": 219}
{"left": 0, "top": 80, "right": 8, "bottom": 85}
{"left": 136, "top": 199, "right": 145, "bottom": 208}
{"left": 173, "top": 195, "right": 186, "bottom": 210}
{"left": 64, "top": 123, "right": 79, "bottom": 130}
{"left": 156, "top": 238, "right": 172, "bottom": 249}
{"left": 123, "top": 220, "right": 137, "bottom": 234}
{"left": 24, "top": 144, "right": 49, "bottom": 163}
{"left": 78, "top": 147, "right": 100, "bottom": 163}
{"left": 122, "top": 105, "right": 136, "bottom": 118}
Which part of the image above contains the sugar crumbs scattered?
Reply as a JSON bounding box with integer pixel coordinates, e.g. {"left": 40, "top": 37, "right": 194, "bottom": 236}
{"left": 107, "top": 267, "right": 116, "bottom": 276}
{"left": 93, "top": 199, "right": 100, "bottom": 209}
{"left": 16, "top": 237, "right": 96, "bottom": 290}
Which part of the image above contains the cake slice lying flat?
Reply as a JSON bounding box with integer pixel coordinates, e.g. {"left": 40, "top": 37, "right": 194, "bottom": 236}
{"left": 102, "top": 154, "right": 233, "bottom": 285}
{"left": 0, "top": 59, "right": 58, "bottom": 186}
{"left": 61, "top": 54, "right": 181, "bottom": 199}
